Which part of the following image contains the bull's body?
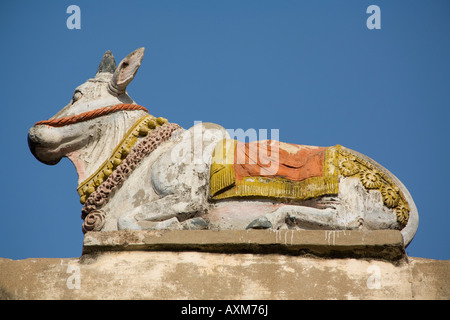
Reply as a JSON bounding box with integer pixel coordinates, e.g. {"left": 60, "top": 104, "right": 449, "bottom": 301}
{"left": 28, "top": 48, "right": 418, "bottom": 246}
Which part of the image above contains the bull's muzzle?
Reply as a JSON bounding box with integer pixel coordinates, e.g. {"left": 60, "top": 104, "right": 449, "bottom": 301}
{"left": 27, "top": 126, "right": 62, "bottom": 165}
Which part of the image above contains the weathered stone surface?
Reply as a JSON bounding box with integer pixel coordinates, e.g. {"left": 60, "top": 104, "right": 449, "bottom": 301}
{"left": 410, "top": 257, "right": 450, "bottom": 299}
{"left": 0, "top": 251, "right": 448, "bottom": 300}
{"left": 82, "top": 229, "right": 406, "bottom": 260}
{"left": 0, "top": 230, "right": 448, "bottom": 300}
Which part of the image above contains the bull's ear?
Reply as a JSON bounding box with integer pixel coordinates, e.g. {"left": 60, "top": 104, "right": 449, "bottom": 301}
{"left": 108, "top": 47, "right": 145, "bottom": 96}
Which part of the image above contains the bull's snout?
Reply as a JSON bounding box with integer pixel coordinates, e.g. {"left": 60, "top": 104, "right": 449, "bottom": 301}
{"left": 27, "top": 129, "right": 39, "bottom": 160}
{"left": 27, "top": 126, "right": 62, "bottom": 165}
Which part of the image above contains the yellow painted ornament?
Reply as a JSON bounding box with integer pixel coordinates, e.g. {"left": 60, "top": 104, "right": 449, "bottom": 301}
{"left": 76, "top": 114, "right": 167, "bottom": 205}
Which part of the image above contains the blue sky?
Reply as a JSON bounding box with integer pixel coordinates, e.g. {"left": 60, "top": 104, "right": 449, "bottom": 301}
{"left": 0, "top": 0, "right": 449, "bottom": 260}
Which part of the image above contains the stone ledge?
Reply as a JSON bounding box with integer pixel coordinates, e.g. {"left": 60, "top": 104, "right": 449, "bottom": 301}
{"left": 83, "top": 229, "right": 405, "bottom": 260}
{"left": 1, "top": 253, "right": 449, "bottom": 299}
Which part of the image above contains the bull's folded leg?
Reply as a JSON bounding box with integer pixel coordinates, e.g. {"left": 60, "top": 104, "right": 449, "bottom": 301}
{"left": 137, "top": 217, "right": 182, "bottom": 230}
{"left": 117, "top": 194, "right": 204, "bottom": 230}
{"left": 265, "top": 205, "right": 362, "bottom": 230}
{"left": 117, "top": 210, "right": 142, "bottom": 230}
{"left": 265, "top": 206, "right": 336, "bottom": 230}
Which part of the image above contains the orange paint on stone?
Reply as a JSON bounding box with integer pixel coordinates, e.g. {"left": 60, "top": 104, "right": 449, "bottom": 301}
{"left": 34, "top": 104, "right": 148, "bottom": 127}
{"left": 234, "top": 140, "right": 326, "bottom": 181}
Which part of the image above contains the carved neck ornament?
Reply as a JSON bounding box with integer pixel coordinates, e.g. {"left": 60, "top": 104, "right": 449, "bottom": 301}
{"left": 77, "top": 108, "right": 169, "bottom": 205}
{"left": 80, "top": 119, "right": 181, "bottom": 233}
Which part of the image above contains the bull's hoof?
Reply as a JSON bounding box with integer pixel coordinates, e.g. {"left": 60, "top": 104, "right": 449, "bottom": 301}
{"left": 246, "top": 216, "right": 272, "bottom": 230}
{"left": 182, "top": 217, "right": 208, "bottom": 230}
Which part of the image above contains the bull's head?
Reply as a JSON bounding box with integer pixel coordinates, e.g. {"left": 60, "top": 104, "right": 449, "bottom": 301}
{"left": 28, "top": 48, "right": 147, "bottom": 183}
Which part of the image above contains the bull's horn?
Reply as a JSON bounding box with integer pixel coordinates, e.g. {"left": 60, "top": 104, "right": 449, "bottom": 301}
{"left": 96, "top": 50, "right": 116, "bottom": 75}
{"left": 108, "top": 47, "right": 145, "bottom": 96}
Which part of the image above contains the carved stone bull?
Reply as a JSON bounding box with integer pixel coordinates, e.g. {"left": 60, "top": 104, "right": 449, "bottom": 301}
{"left": 28, "top": 48, "right": 418, "bottom": 246}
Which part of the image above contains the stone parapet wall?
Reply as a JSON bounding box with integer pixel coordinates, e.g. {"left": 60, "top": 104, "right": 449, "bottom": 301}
{"left": 1, "top": 230, "right": 448, "bottom": 300}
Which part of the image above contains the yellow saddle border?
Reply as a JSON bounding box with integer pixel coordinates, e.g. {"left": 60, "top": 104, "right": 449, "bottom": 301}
{"left": 209, "top": 140, "right": 339, "bottom": 202}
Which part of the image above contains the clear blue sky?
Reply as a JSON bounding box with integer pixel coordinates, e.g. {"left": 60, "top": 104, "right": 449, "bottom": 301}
{"left": 0, "top": 0, "right": 449, "bottom": 260}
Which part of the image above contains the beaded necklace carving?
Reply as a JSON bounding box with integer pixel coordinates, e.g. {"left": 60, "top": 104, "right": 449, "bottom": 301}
{"left": 77, "top": 114, "right": 169, "bottom": 204}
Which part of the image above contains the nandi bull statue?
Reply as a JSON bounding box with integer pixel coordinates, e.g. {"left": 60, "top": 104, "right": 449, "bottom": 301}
{"left": 28, "top": 48, "right": 418, "bottom": 247}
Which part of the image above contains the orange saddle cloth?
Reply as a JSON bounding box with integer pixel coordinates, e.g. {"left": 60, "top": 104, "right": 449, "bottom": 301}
{"left": 209, "top": 139, "right": 340, "bottom": 201}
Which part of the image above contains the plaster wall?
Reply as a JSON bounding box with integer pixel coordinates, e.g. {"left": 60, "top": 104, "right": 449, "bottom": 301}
{"left": 1, "top": 230, "right": 448, "bottom": 300}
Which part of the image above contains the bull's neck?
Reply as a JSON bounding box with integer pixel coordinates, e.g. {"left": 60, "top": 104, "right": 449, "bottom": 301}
{"left": 67, "top": 109, "right": 155, "bottom": 203}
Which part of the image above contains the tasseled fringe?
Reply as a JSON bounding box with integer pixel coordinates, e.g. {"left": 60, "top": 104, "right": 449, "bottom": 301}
{"left": 212, "top": 175, "right": 339, "bottom": 201}
{"left": 209, "top": 164, "right": 235, "bottom": 197}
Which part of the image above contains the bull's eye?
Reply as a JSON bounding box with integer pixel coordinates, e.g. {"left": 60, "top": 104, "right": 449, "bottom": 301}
{"left": 72, "top": 90, "right": 83, "bottom": 103}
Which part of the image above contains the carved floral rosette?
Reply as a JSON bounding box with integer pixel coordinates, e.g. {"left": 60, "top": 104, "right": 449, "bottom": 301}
{"left": 82, "top": 210, "right": 106, "bottom": 233}
{"left": 337, "top": 148, "right": 410, "bottom": 226}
